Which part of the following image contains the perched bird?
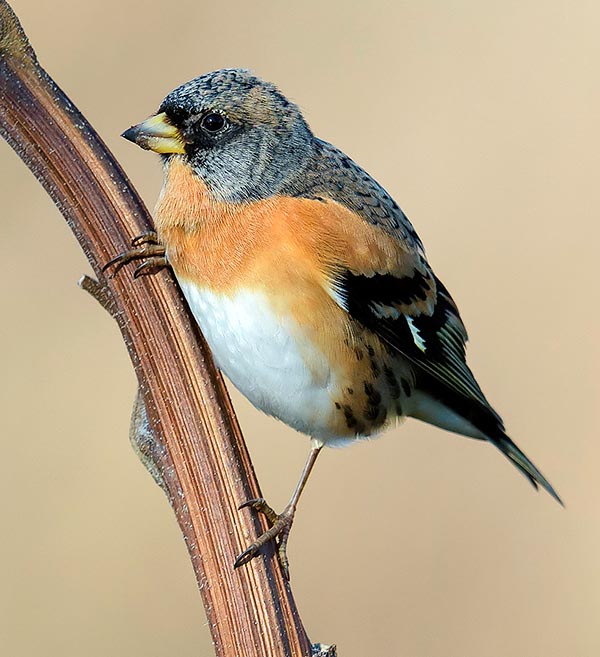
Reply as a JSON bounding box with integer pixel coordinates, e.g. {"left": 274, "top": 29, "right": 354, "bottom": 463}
{"left": 109, "top": 68, "right": 560, "bottom": 578}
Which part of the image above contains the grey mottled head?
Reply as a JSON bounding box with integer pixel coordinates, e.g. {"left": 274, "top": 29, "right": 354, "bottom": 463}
{"left": 122, "top": 68, "right": 315, "bottom": 202}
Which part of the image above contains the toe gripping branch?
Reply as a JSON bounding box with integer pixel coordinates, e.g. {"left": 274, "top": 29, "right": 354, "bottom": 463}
{"left": 102, "top": 231, "right": 168, "bottom": 278}
{"left": 235, "top": 498, "right": 296, "bottom": 581}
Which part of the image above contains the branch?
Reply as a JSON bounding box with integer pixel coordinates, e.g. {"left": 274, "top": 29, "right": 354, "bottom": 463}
{"left": 0, "top": 3, "right": 328, "bottom": 655}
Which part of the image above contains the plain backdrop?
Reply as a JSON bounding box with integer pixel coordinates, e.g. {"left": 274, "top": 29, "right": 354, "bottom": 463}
{"left": 1, "top": 1, "right": 599, "bottom": 656}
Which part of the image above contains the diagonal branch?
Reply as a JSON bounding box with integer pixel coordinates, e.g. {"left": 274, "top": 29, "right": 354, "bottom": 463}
{"left": 0, "top": 2, "right": 324, "bottom": 655}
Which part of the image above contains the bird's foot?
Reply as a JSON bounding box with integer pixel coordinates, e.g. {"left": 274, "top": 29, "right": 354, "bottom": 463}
{"left": 131, "top": 231, "right": 160, "bottom": 248}
{"left": 102, "top": 232, "right": 167, "bottom": 278}
{"left": 235, "top": 497, "right": 295, "bottom": 580}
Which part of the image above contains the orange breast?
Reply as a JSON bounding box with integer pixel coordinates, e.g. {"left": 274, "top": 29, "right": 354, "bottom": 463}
{"left": 154, "top": 158, "right": 416, "bottom": 437}
{"left": 155, "top": 157, "right": 429, "bottom": 292}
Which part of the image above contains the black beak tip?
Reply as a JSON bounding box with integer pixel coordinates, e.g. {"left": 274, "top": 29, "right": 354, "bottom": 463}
{"left": 121, "top": 126, "right": 139, "bottom": 143}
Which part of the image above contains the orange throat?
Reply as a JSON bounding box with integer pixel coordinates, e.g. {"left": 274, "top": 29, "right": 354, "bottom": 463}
{"left": 154, "top": 157, "right": 274, "bottom": 290}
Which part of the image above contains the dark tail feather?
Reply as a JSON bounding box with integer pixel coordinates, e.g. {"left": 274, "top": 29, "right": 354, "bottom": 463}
{"left": 489, "top": 430, "right": 563, "bottom": 506}
{"left": 415, "top": 372, "right": 562, "bottom": 504}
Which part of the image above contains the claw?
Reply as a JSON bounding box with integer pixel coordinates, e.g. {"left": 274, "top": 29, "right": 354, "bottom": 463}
{"left": 102, "top": 251, "right": 134, "bottom": 276}
{"left": 238, "top": 497, "right": 264, "bottom": 510}
{"left": 102, "top": 240, "right": 167, "bottom": 278}
{"left": 131, "top": 231, "right": 159, "bottom": 248}
{"left": 233, "top": 543, "right": 261, "bottom": 570}
{"left": 238, "top": 497, "right": 279, "bottom": 525}
{"left": 235, "top": 501, "right": 295, "bottom": 578}
{"left": 133, "top": 257, "right": 168, "bottom": 278}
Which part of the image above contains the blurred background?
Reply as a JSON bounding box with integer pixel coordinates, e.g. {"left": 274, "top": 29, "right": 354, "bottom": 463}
{"left": 1, "top": 1, "right": 599, "bottom": 656}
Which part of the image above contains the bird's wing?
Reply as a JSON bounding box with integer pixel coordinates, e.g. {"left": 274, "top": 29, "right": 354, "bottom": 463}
{"left": 339, "top": 269, "right": 499, "bottom": 420}
{"left": 284, "top": 139, "right": 498, "bottom": 418}
{"left": 335, "top": 259, "right": 561, "bottom": 503}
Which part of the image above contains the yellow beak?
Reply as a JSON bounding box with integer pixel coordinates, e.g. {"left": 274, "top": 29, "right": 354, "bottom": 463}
{"left": 121, "top": 112, "right": 186, "bottom": 154}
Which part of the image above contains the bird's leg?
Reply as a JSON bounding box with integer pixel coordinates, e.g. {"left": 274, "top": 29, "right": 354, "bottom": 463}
{"left": 235, "top": 439, "right": 323, "bottom": 580}
{"left": 102, "top": 231, "right": 168, "bottom": 278}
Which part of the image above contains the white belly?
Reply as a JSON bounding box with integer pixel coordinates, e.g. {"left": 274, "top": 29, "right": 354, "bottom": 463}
{"left": 177, "top": 281, "right": 337, "bottom": 438}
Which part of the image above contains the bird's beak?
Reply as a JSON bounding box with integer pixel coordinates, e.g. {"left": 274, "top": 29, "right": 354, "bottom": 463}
{"left": 121, "top": 112, "right": 186, "bottom": 154}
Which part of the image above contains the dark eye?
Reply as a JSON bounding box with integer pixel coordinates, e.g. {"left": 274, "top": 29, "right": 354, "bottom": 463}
{"left": 201, "top": 112, "right": 226, "bottom": 132}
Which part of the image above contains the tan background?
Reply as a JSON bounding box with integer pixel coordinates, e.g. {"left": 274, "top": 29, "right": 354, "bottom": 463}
{"left": 1, "top": 1, "right": 599, "bottom": 656}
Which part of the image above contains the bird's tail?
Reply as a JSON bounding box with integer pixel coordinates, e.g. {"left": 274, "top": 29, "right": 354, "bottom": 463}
{"left": 410, "top": 374, "right": 562, "bottom": 504}
{"left": 487, "top": 429, "right": 563, "bottom": 505}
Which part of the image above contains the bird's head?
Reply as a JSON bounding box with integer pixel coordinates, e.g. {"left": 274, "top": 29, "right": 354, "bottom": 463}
{"left": 122, "top": 68, "right": 314, "bottom": 202}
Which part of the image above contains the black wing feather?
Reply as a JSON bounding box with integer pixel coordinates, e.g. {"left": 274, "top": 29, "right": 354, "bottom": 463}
{"left": 343, "top": 271, "right": 501, "bottom": 423}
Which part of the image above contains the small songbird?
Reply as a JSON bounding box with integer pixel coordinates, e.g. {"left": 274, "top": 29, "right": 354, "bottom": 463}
{"left": 110, "top": 68, "right": 560, "bottom": 578}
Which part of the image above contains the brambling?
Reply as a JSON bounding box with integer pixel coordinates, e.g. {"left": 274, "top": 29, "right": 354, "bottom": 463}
{"left": 108, "top": 68, "right": 560, "bottom": 579}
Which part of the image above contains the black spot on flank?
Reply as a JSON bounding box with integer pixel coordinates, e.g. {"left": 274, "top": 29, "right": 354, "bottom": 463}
{"left": 355, "top": 348, "right": 364, "bottom": 361}
{"left": 346, "top": 387, "right": 354, "bottom": 395}
{"left": 370, "top": 358, "right": 381, "bottom": 378}
{"left": 364, "top": 404, "right": 380, "bottom": 421}
{"left": 384, "top": 365, "right": 401, "bottom": 400}
{"left": 363, "top": 382, "right": 382, "bottom": 407}
{"left": 335, "top": 402, "right": 341, "bottom": 410}
{"left": 401, "top": 378, "right": 412, "bottom": 397}
{"left": 341, "top": 404, "right": 367, "bottom": 433}
{"left": 367, "top": 345, "right": 375, "bottom": 357}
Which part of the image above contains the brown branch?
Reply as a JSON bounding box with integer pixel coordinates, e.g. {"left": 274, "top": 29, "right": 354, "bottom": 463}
{"left": 0, "top": 3, "right": 328, "bottom": 655}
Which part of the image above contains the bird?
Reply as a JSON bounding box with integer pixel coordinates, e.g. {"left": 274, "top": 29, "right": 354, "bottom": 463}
{"left": 107, "top": 68, "right": 560, "bottom": 579}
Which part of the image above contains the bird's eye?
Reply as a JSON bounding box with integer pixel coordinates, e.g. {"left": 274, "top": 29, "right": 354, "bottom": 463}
{"left": 201, "top": 112, "right": 226, "bottom": 132}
